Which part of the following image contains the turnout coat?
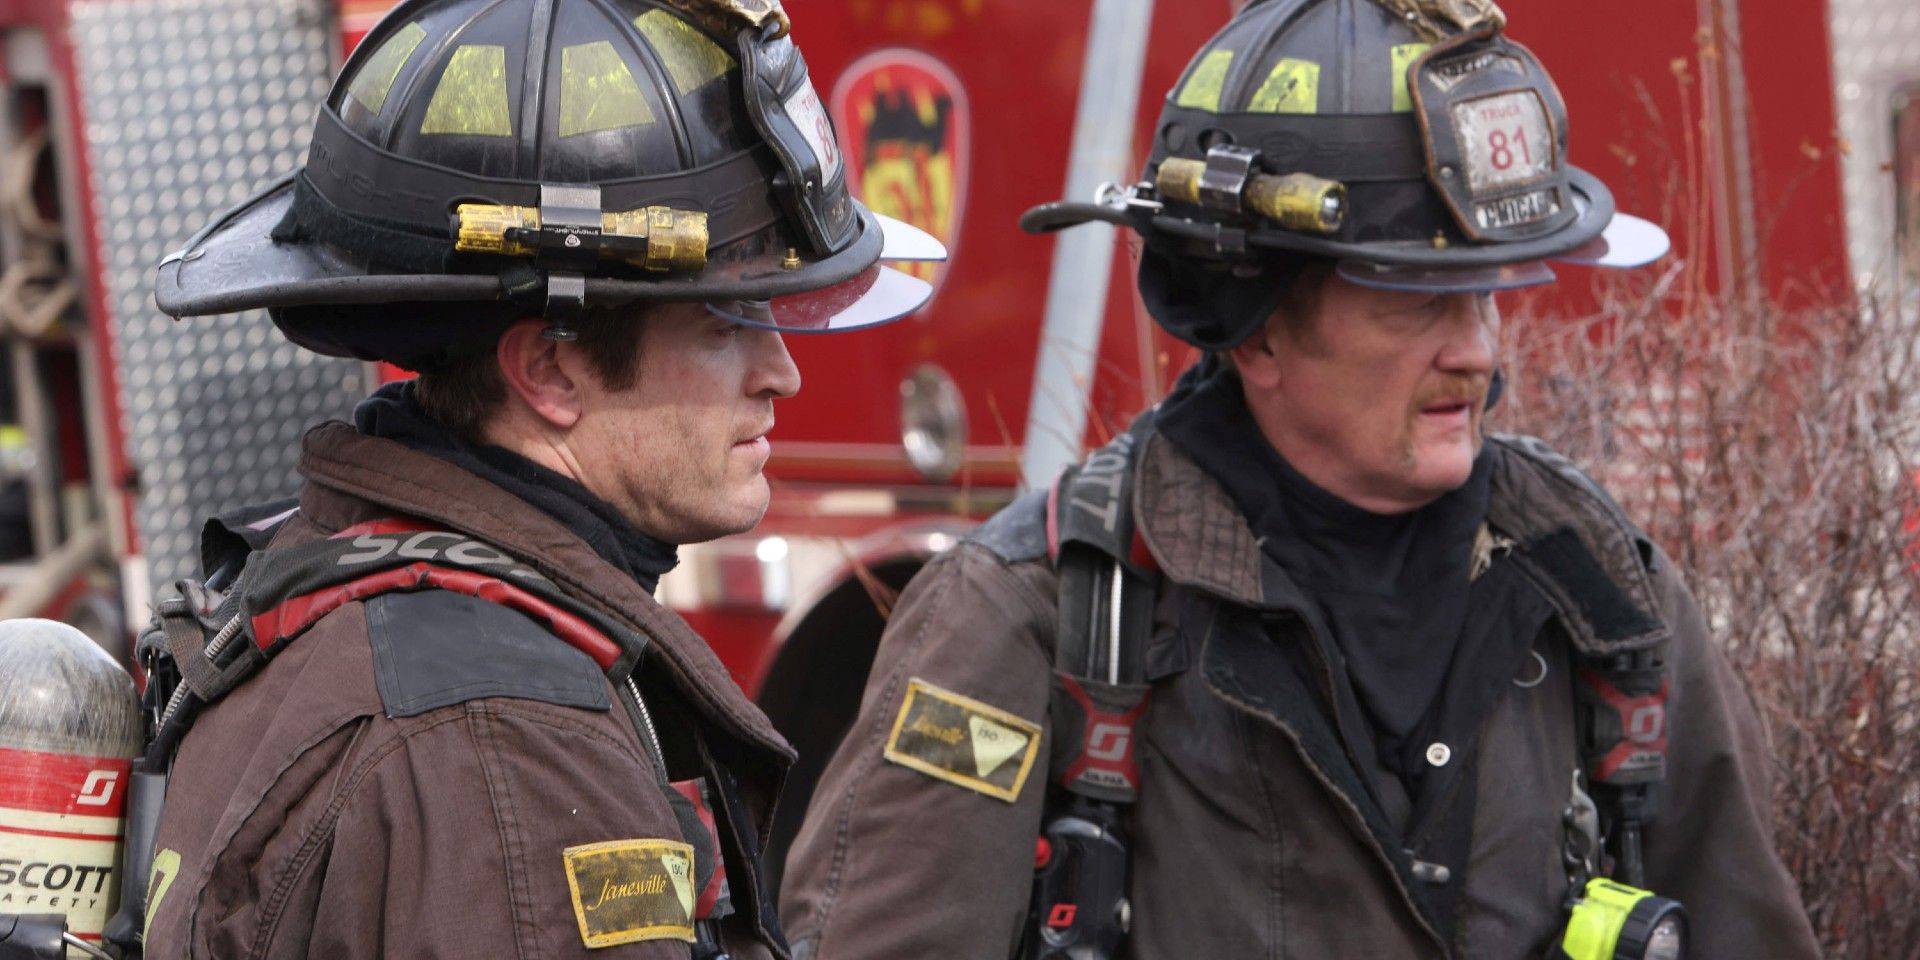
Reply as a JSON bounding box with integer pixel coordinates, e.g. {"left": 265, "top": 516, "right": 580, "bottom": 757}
{"left": 143, "top": 423, "right": 796, "bottom": 959}
{"left": 780, "top": 429, "right": 1819, "bottom": 959}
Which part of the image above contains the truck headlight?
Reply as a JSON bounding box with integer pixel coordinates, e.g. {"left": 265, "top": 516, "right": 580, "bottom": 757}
{"left": 900, "top": 364, "right": 966, "bottom": 482}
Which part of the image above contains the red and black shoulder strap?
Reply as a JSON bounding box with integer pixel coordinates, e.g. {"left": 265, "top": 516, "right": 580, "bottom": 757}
{"left": 1021, "top": 414, "right": 1158, "bottom": 959}
{"left": 118, "top": 514, "right": 749, "bottom": 956}
{"left": 1044, "top": 414, "right": 1158, "bottom": 802}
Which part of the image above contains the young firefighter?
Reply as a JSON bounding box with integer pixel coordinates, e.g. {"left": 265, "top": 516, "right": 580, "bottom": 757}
{"left": 132, "top": 0, "right": 942, "bottom": 957}
{"left": 778, "top": 1, "right": 1819, "bottom": 957}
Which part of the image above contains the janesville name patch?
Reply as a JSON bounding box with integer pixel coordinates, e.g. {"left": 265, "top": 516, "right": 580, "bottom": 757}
{"left": 561, "top": 839, "right": 696, "bottom": 948}
{"left": 883, "top": 677, "right": 1042, "bottom": 802}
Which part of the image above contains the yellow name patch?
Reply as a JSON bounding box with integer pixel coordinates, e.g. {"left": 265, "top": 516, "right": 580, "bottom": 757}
{"left": 561, "top": 839, "right": 696, "bottom": 948}
{"left": 883, "top": 677, "right": 1042, "bottom": 803}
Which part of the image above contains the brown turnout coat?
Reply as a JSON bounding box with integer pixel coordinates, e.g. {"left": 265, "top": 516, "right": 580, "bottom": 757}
{"left": 780, "top": 430, "right": 1819, "bottom": 959}
{"left": 143, "top": 423, "right": 796, "bottom": 959}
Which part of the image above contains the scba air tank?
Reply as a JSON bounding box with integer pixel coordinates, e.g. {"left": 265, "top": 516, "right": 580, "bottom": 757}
{"left": 0, "top": 619, "right": 141, "bottom": 952}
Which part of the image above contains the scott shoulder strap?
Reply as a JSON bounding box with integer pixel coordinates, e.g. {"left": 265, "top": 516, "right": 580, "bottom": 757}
{"left": 1021, "top": 415, "right": 1157, "bottom": 960}
{"left": 1046, "top": 416, "right": 1158, "bottom": 800}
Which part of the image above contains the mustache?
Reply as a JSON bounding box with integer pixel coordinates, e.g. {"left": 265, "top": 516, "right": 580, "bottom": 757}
{"left": 1412, "top": 373, "right": 1491, "bottom": 410}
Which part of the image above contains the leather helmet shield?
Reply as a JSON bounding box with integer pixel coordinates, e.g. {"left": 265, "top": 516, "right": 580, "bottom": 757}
{"left": 1410, "top": 30, "right": 1577, "bottom": 243}
{"left": 737, "top": 32, "right": 859, "bottom": 257}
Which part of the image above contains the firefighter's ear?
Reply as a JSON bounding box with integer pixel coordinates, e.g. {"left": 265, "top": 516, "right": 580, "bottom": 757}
{"left": 1227, "top": 313, "right": 1287, "bottom": 392}
{"left": 495, "top": 318, "right": 585, "bottom": 430}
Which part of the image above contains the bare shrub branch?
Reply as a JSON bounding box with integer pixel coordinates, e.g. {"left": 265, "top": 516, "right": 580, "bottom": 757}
{"left": 1497, "top": 273, "right": 1920, "bottom": 959}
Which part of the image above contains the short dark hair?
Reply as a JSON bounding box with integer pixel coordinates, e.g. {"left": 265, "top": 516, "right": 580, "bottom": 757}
{"left": 414, "top": 307, "right": 651, "bottom": 445}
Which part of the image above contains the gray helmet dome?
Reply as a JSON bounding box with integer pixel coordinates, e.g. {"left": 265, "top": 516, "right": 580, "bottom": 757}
{"left": 154, "top": 0, "right": 944, "bottom": 369}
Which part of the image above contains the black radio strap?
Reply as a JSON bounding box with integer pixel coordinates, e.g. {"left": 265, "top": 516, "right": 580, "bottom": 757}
{"left": 1572, "top": 644, "right": 1670, "bottom": 888}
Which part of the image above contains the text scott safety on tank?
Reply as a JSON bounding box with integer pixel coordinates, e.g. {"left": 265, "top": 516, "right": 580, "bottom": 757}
{"left": 0, "top": 619, "right": 143, "bottom": 950}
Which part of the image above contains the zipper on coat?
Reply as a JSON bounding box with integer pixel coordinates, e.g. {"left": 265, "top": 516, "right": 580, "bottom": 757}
{"left": 615, "top": 668, "right": 672, "bottom": 785}
{"left": 616, "top": 669, "right": 717, "bottom": 960}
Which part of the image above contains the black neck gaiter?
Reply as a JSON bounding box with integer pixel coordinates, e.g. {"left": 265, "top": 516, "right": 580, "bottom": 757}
{"left": 1157, "top": 359, "right": 1492, "bottom": 780}
{"left": 353, "top": 381, "right": 679, "bottom": 594}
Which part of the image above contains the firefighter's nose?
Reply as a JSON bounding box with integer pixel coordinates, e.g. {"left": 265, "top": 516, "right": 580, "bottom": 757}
{"left": 1437, "top": 293, "right": 1499, "bottom": 374}
{"left": 750, "top": 328, "right": 801, "bottom": 400}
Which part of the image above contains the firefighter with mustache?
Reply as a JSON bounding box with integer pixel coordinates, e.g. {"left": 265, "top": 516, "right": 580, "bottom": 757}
{"left": 777, "top": 0, "right": 1819, "bottom": 957}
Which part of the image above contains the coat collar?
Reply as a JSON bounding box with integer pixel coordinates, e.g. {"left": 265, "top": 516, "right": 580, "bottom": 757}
{"left": 293, "top": 421, "right": 795, "bottom": 766}
{"left": 1132, "top": 427, "right": 1671, "bottom": 655}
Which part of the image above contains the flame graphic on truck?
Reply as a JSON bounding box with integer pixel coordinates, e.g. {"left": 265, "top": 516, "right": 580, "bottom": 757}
{"left": 832, "top": 51, "right": 969, "bottom": 287}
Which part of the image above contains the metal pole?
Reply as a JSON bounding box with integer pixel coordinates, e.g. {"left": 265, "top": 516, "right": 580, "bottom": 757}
{"left": 1020, "top": 0, "right": 1157, "bottom": 490}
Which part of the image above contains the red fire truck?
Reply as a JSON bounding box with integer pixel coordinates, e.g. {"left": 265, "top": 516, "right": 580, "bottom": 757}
{"left": 0, "top": 0, "right": 1912, "bottom": 879}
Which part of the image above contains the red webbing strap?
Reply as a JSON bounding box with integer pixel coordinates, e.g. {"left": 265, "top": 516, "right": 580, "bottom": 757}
{"left": 250, "top": 562, "right": 622, "bottom": 670}
{"left": 669, "top": 779, "right": 734, "bottom": 920}
{"left": 242, "top": 517, "right": 625, "bottom": 670}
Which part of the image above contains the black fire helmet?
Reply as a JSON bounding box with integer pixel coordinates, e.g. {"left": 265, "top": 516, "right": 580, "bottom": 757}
{"left": 154, "top": 0, "right": 945, "bottom": 371}
{"left": 1022, "top": 0, "right": 1669, "bottom": 351}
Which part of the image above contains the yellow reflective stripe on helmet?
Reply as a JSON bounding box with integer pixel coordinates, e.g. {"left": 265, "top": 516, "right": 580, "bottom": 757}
{"left": 1175, "top": 49, "right": 1234, "bottom": 112}
{"left": 347, "top": 21, "right": 427, "bottom": 116}
{"left": 420, "top": 45, "right": 513, "bottom": 136}
{"left": 1391, "top": 42, "right": 1432, "bottom": 112}
{"left": 1249, "top": 57, "right": 1319, "bottom": 114}
{"left": 633, "top": 9, "right": 735, "bottom": 95}
{"left": 558, "top": 41, "right": 655, "bottom": 137}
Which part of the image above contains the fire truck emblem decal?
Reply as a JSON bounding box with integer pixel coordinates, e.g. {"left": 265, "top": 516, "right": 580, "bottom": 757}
{"left": 831, "top": 50, "right": 969, "bottom": 289}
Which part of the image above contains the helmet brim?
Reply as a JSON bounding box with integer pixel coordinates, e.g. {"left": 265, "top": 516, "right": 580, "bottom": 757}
{"left": 874, "top": 212, "right": 947, "bottom": 262}
{"left": 1332, "top": 210, "right": 1671, "bottom": 294}
{"left": 1175, "top": 166, "right": 1630, "bottom": 268}
{"left": 1551, "top": 212, "right": 1671, "bottom": 269}
{"left": 704, "top": 263, "right": 933, "bottom": 333}
{"left": 154, "top": 174, "right": 941, "bottom": 318}
{"left": 1335, "top": 259, "right": 1559, "bottom": 294}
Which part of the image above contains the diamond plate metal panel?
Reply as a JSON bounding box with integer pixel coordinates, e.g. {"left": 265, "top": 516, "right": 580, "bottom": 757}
{"left": 1827, "top": 0, "right": 1920, "bottom": 293}
{"left": 72, "top": 0, "right": 369, "bottom": 592}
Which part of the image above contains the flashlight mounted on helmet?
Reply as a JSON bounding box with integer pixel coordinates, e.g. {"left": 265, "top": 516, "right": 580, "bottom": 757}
{"left": 1154, "top": 146, "right": 1347, "bottom": 235}
{"left": 452, "top": 198, "right": 711, "bottom": 276}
